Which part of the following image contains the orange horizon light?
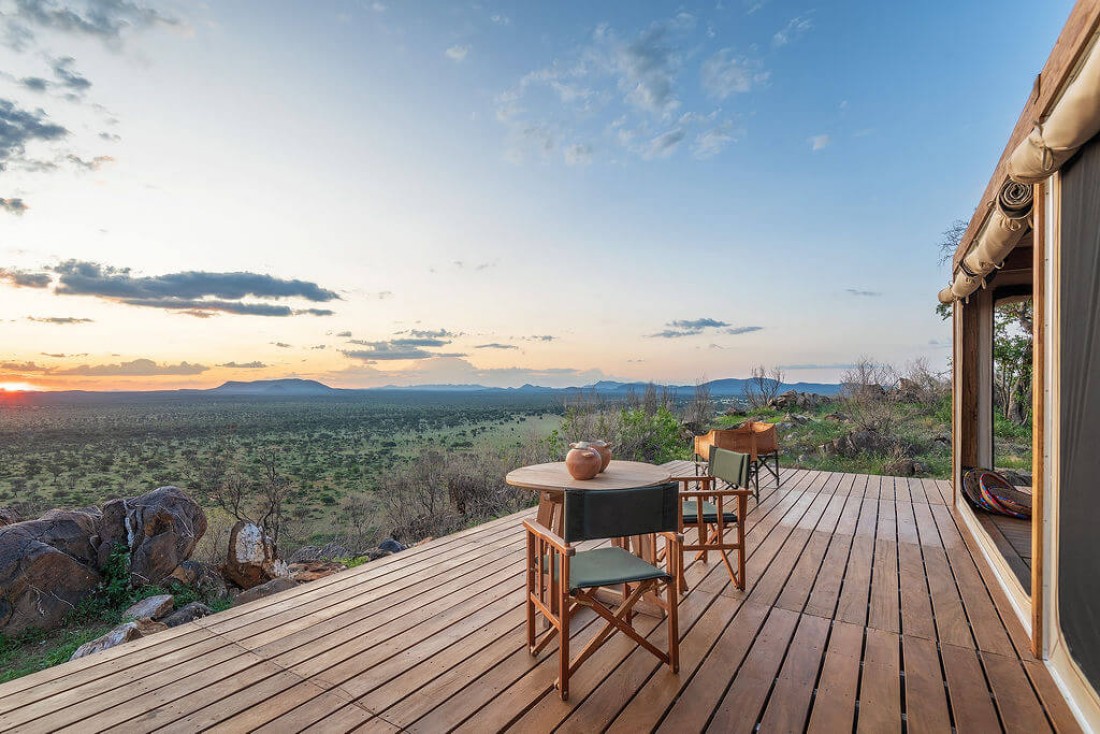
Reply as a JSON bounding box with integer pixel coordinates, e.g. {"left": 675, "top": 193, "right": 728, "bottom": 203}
{"left": 0, "top": 382, "right": 42, "bottom": 392}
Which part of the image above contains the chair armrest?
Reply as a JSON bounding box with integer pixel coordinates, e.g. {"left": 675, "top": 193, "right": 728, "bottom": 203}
{"left": 522, "top": 519, "right": 574, "bottom": 556}
{"left": 659, "top": 531, "right": 684, "bottom": 544}
{"left": 696, "top": 488, "right": 755, "bottom": 498}
{"left": 672, "top": 475, "right": 714, "bottom": 483}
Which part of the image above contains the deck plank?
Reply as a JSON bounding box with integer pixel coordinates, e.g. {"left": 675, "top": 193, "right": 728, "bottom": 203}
{"left": 0, "top": 468, "right": 1075, "bottom": 734}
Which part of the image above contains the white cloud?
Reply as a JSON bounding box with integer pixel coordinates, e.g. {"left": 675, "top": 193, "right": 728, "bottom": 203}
{"left": 809, "top": 134, "right": 830, "bottom": 151}
{"left": 564, "top": 143, "right": 593, "bottom": 166}
{"left": 773, "top": 15, "right": 813, "bottom": 48}
{"left": 445, "top": 45, "right": 470, "bottom": 62}
{"left": 700, "top": 49, "right": 768, "bottom": 100}
{"left": 694, "top": 121, "right": 740, "bottom": 159}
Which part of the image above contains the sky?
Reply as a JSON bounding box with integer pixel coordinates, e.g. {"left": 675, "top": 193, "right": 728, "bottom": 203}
{"left": 0, "top": 0, "right": 1076, "bottom": 391}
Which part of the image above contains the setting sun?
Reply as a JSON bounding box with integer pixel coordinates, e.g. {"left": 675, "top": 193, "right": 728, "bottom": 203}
{"left": 0, "top": 382, "right": 39, "bottom": 392}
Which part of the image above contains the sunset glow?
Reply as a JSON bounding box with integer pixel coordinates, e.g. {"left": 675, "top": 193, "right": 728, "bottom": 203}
{"left": 0, "top": 1, "right": 1071, "bottom": 391}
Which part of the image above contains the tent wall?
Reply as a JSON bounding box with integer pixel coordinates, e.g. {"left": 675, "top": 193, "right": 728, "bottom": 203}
{"left": 1056, "top": 136, "right": 1100, "bottom": 694}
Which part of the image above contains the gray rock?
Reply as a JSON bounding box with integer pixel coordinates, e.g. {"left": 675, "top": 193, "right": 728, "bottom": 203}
{"left": 378, "top": 538, "right": 405, "bottom": 554}
{"left": 97, "top": 487, "right": 207, "bottom": 587}
{"left": 222, "top": 521, "right": 287, "bottom": 590}
{"left": 168, "top": 560, "right": 228, "bottom": 600}
{"left": 70, "top": 619, "right": 167, "bottom": 660}
{"left": 232, "top": 576, "right": 299, "bottom": 607}
{"left": 122, "top": 594, "right": 174, "bottom": 621}
{"left": 161, "top": 601, "right": 213, "bottom": 628}
{"left": 0, "top": 511, "right": 102, "bottom": 635}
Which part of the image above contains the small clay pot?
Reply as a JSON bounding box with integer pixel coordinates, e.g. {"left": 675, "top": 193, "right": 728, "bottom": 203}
{"left": 566, "top": 442, "right": 602, "bottom": 480}
{"left": 588, "top": 440, "right": 613, "bottom": 472}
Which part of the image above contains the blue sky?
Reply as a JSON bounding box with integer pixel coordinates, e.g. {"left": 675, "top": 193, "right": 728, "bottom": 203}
{"left": 0, "top": 0, "right": 1074, "bottom": 389}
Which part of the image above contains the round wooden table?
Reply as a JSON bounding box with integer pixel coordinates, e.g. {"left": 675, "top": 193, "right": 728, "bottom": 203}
{"left": 506, "top": 460, "right": 672, "bottom": 536}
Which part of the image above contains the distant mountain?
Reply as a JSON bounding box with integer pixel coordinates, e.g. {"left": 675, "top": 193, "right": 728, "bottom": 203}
{"left": 12, "top": 376, "right": 843, "bottom": 401}
{"left": 209, "top": 379, "right": 339, "bottom": 396}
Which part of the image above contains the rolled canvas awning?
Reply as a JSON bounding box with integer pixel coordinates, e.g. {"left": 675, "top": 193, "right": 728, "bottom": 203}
{"left": 1008, "top": 36, "right": 1100, "bottom": 184}
{"left": 939, "top": 33, "right": 1100, "bottom": 304}
{"left": 938, "top": 181, "right": 1034, "bottom": 304}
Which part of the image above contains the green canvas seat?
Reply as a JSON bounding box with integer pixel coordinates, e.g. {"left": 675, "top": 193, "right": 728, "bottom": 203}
{"left": 568, "top": 546, "right": 669, "bottom": 592}
{"left": 681, "top": 500, "right": 738, "bottom": 525}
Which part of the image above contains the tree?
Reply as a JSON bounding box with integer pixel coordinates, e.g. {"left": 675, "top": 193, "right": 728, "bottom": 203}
{"left": 935, "top": 219, "right": 968, "bottom": 321}
{"left": 993, "top": 300, "right": 1033, "bottom": 425}
{"left": 840, "top": 357, "right": 898, "bottom": 433}
{"left": 745, "top": 365, "right": 784, "bottom": 409}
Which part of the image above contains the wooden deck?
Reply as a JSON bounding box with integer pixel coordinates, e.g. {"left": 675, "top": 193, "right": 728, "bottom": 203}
{"left": 0, "top": 465, "right": 1083, "bottom": 733}
{"left": 975, "top": 510, "right": 1033, "bottom": 590}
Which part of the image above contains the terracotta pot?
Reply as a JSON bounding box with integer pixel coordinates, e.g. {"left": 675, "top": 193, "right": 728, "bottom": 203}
{"left": 566, "top": 442, "right": 602, "bottom": 480}
{"left": 588, "top": 440, "right": 613, "bottom": 472}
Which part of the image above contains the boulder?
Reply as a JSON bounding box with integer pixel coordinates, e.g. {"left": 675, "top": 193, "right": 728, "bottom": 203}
{"left": 884, "top": 459, "right": 919, "bottom": 477}
{"left": 162, "top": 601, "right": 213, "bottom": 628}
{"left": 122, "top": 594, "right": 174, "bottom": 621}
{"left": 97, "top": 487, "right": 207, "bottom": 587}
{"left": 222, "top": 521, "right": 287, "bottom": 590}
{"left": 288, "top": 560, "right": 345, "bottom": 583}
{"left": 232, "top": 576, "right": 298, "bottom": 607}
{"left": 378, "top": 538, "right": 406, "bottom": 554}
{"left": 0, "top": 511, "right": 103, "bottom": 635}
{"left": 69, "top": 619, "right": 167, "bottom": 661}
{"left": 0, "top": 508, "right": 19, "bottom": 527}
{"left": 824, "top": 412, "right": 850, "bottom": 423}
{"left": 169, "top": 560, "right": 229, "bottom": 600}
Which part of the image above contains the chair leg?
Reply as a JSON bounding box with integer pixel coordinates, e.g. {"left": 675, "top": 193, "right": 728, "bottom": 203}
{"left": 559, "top": 589, "right": 570, "bottom": 701}
{"left": 667, "top": 578, "right": 679, "bottom": 673}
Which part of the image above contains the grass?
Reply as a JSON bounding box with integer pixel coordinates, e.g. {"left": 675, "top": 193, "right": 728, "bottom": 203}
{"left": 710, "top": 396, "right": 1022, "bottom": 480}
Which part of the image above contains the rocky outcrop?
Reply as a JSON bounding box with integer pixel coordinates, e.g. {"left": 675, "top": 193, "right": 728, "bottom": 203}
{"left": 162, "top": 601, "right": 213, "bottom": 628}
{"left": 97, "top": 486, "right": 207, "bottom": 587}
{"left": 232, "top": 576, "right": 298, "bottom": 606}
{"left": 69, "top": 618, "right": 167, "bottom": 661}
{"left": 768, "top": 390, "right": 827, "bottom": 411}
{"left": 288, "top": 560, "right": 345, "bottom": 582}
{"left": 222, "top": 521, "right": 287, "bottom": 590}
{"left": 0, "top": 509, "right": 103, "bottom": 635}
{"left": 883, "top": 459, "right": 927, "bottom": 477}
{"left": 122, "top": 594, "right": 174, "bottom": 621}
{"left": 0, "top": 487, "right": 206, "bottom": 635}
{"left": 169, "top": 560, "right": 228, "bottom": 600}
{"left": 820, "top": 430, "right": 914, "bottom": 459}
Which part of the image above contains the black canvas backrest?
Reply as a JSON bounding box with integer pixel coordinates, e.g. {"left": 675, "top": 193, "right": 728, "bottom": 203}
{"left": 562, "top": 482, "right": 678, "bottom": 543}
{"left": 709, "top": 446, "right": 750, "bottom": 488}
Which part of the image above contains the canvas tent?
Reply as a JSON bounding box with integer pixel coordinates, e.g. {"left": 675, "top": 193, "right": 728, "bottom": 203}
{"left": 939, "top": 3, "right": 1100, "bottom": 728}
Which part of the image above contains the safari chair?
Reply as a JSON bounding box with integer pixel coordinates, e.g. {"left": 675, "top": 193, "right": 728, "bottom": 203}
{"left": 673, "top": 447, "right": 752, "bottom": 591}
{"left": 749, "top": 422, "right": 781, "bottom": 495}
{"left": 693, "top": 423, "right": 781, "bottom": 501}
{"left": 523, "top": 483, "right": 682, "bottom": 701}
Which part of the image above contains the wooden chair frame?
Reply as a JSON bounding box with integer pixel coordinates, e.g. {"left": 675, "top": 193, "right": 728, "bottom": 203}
{"left": 692, "top": 423, "right": 782, "bottom": 500}
{"left": 523, "top": 519, "right": 681, "bottom": 701}
{"left": 672, "top": 476, "right": 751, "bottom": 590}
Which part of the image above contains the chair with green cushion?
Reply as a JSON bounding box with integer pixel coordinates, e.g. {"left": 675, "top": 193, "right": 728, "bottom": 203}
{"left": 672, "top": 447, "right": 752, "bottom": 591}
{"left": 523, "top": 482, "right": 682, "bottom": 701}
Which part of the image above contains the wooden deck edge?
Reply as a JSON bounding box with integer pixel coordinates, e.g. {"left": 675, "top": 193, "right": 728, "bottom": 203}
{"left": 954, "top": 498, "right": 1033, "bottom": 640}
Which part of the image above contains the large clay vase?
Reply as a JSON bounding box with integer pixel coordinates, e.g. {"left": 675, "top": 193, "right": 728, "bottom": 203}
{"left": 566, "top": 442, "right": 602, "bottom": 480}
{"left": 588, "top": 440, "right": 613, "bottom": 472}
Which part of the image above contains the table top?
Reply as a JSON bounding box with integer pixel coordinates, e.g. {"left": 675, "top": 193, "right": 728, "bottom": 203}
{"left": 505, "top": 460, "right": 672, "bottom": 492}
